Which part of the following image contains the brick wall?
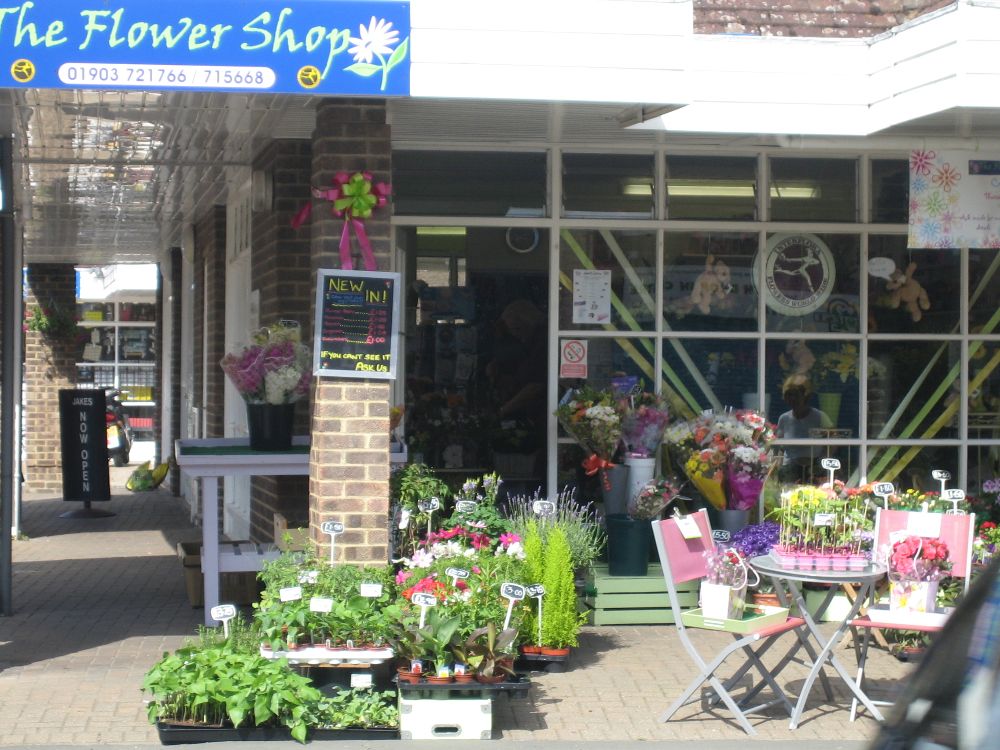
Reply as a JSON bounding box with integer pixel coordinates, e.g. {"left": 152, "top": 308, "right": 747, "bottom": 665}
{"left": 308, "top": 99, "right": 392, "bottom": 564}
{"left": 249, "top": 140, "right": 314, "bottom": 543}
{"left": 193, "top": 206, "right": 227, "bottom": 439}
{"left": 22, "top": 264, "right": 80, "bottom": 492}
{"left": 694, "top": 0, "right": 954, "bottom": 37}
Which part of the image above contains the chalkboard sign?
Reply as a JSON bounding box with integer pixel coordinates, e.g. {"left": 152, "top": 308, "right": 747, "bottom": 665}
{"left": 313, "top": 268, "right": 400, "bottom": 380}
{"left": 58, "top": 389, "right": 110, "bottom": 503}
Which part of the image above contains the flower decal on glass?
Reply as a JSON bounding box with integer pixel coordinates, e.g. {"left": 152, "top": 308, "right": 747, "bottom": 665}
{"left": 345, "top": 16, "right": 409, "bottom": 91}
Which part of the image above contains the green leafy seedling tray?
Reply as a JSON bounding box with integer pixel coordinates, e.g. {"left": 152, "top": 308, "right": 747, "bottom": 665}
{"left": 681, "top": 605, "right": 790, "bottom": 633}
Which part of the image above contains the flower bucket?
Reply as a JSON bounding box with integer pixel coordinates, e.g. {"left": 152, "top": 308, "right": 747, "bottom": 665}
{"left": 700, "top": 581, "right": 747, "bottom": 620}
{"left": 625, "top": 456, "right": 656, "bottom": 504}
{"left": 606, "top": 514, "right": 650, "bottom": 576}
{"left": 600, "top": 464, "right": 629, "bottom": 516}
{"left": 889, "top": 579, "right": 938, "bottom": 614}
{"left": 246, "top": 402, "right": 295, "bottom": 451}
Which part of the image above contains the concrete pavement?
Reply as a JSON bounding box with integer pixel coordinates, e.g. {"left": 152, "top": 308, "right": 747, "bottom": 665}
{"left": 0, "top": 469, "right": 908, "bottom": 746}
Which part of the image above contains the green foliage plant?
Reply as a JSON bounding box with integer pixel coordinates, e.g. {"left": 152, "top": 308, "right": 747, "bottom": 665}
{"left": 440, "top": 473, "right": 512, "bottom": 538}
{"left": 417, "top": 607, "right": 462, "bottom": 674}
{"left": 392, "top": 463, "right": 451, "bottom": 556}
{"left": 463, "top": 622, "right": 517, "bottom": 679}
{"left": 519, "top": 520, "right": 545, "bottom": 644}
{"left": 540, "top": 526, "right": 587, "bottom": 649}
{"left": 143, "top": 642, "right": 321, "bottom": 743}
{"left": 303, "top": 687, "right": 399, "bottom": 729}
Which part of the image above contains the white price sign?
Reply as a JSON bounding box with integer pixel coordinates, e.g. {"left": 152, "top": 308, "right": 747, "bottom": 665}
{"left": 455, "top": 500, "right": 477, "bottom": 513}
{"left": 359, "top": 583, "right": 383, "bottom": 598}
{"left": 500, "top": 582, "right": 526, "bottom": 631}
{"left": 418, "top": 498, "right": 441, "bottom": 513}
{"left": 532, "top": 500, "right": 556, "bottom": 516}
{"left": 820, "top": 458, "right": 841, "bottom": 470}
{"left": 932, "top": 469, "right": 952, "bottom": 481}
{"left": 411, "top": 592, "right": 437, "bottom": 608}
{"left": 310, "top": 597, "right": 334, "bottom": 613}
{"left": 298, "top": 570, "right": 319, "bottom": 585}
{"left": 279, "top": 586, "right": 303, "bottom": 602}
{"left": 321, "top": 521, "right": 345, "bottom": 534}
{"left": 211, "top": 604, "right": 236, "bottom": 621}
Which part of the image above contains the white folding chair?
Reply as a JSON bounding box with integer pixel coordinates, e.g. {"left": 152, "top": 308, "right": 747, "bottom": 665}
{"left": 651, "top": 509, "right": 809, "bottom": 735}
{"left": 848, "top": 507, "right": 976, "bottom": 720}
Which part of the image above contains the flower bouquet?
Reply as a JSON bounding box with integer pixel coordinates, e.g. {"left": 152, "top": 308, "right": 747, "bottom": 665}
{"left": 616, "top": 391, "right": 671, "bottom": 458}
{"left": 628, "top": 476, "right": 682, "bottom": 520}
{"left": 700, "top": 546, "right": 753, "bottom": 620}
{"left": 974, "top": 521, "right": 1000, "bottom": 564}
{"left": 220, "top": 321, "right": 312, "bottom": 405}
{"left": 887, "top": 535, "right": 951, "bottom": 614}
{"left": 554, "top": 386, "right": 622, "bottom": 481}
{"left": 669, "top": 409, "right": 776, "bottom": 512}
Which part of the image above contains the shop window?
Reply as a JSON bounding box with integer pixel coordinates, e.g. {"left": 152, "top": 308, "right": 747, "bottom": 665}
{"left": 969, "top": 248, "right": 1000, "bottom": 331}
{"left": 868, "top": 239, "right": 958, "bottom": 334}
{"left": 556, "top": 337, "right": 656, "bottom": 420}
{"left": 401, "top": 226, "right": 549, "bottom": 478}
{"left": 665, "top": 155, "right": 757, "bottom": 221}
{"left": 763, "top": 232, "right": 861, "bottom": 334}
{"left": 393, "top": 150, "right": 547, "bottom": 217}
{"left": 967, "top": 446, "right": 1000, "bottom": 509}
{"left": 659, "top": 338, "right": 758, "bottom": 418}
{"left": 558, "top": 229, "right": 656, "bottom": 332}
{"left": 968, "top": 338, "right": 1000, "bottom": 449}
{"left": 663, "top": 231, "right": 758, "bottom": 332}
{"left": 765, "top": 339, "right": 860, "bottom": 439}
{"left": 769, "top": 157, "right": 857, "bottom": 223}
{"left": 867, "top": 339, "right": 959, "bottom": 441}
{"left": 562, "top": 152, "right": 654, "bottom": 219}
{"left": 871, "top": 159, "right": 909, "bottom": 224}
{"left": 866, "top": 445, "right": 959, "bottom": 490}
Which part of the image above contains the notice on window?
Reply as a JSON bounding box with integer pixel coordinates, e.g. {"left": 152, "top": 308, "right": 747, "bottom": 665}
{"left": 313, "top": 269, "right": 400, "bottom": 380}
{"left": 572, "top": 269, "right": 611, "bottom": 324}
{"left": 909, "top": 149, "right": 1000, "bottom": 248}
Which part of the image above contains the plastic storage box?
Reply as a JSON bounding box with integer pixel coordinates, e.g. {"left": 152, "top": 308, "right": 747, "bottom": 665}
{"left": 398, "top": 696, "right": 493, "bottom": 740}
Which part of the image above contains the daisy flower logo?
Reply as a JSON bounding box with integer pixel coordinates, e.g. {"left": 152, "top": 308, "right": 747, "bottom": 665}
{"left": 346, "top": 16, "right": 409, "bottom": 91}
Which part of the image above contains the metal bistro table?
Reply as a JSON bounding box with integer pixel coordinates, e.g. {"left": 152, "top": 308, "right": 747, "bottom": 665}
{"left": 175, "top": 437, "right": 310, "bottom": 625}
{"left": 749, "top": 555, "right": 887, "bottom": 728}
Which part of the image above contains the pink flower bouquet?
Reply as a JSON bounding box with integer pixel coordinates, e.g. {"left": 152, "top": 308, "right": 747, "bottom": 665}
{"left": 220, "top": 322, "right": 313, "bottom": 405}
{"left": 617, "top": 391, "right": 671, "bottom": 458}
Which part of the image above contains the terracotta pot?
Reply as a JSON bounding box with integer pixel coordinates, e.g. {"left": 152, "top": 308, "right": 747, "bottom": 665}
{"left": 539, "top": 646, "right": 570, "bottom": 657}
{"left": 520, "top": 644, "right": 543, "bottom": 655}
{"left": 424, "top": 675, "right": 454, "bottom": 684}
{"left": 453, "top": 673, "right": 475, "bottom": 684}
{"left": 751, "top": 592, "right": 781, "bottom": 608}
{"left": 396, "top": 668, "right": 421, "bottom": 684}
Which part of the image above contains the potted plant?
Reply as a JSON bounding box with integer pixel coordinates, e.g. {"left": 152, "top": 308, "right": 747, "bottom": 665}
{"left": 538, "top": 526, "right": 587, "bottom": 655}
{"left": 463, "top": 622, "right": 518, "bottom": 683}
{"left": 391, "top": 462, "right": 451, "bottom": 558}
{"left": 417, "top": 608, "right": 463, "bottom": 681}
{"left": 387, "top": 617, "right": 427, "bottom": 683}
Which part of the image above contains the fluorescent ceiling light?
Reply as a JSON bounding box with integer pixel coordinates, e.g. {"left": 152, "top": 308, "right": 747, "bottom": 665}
{"left": 622, "top": 183, "right": 653, "bottom": 196}
{"left": 416, "top": 227, "right": 467, "bottom": 236}
{"left": 666, "top": 182, "right": 819, "bottom": 199}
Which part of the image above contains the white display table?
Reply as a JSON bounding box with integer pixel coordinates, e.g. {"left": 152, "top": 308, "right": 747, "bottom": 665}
{"left": 175, "top": 437, "right": 310, "bottom": 625}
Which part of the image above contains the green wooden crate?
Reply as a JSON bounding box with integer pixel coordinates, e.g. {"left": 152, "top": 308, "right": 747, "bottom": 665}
{"left": 581, "top": 564, "right": 698, "bottom": 626}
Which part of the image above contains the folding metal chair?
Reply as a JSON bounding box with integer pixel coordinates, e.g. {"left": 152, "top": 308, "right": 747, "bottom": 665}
{"left": 848, "top": 507, "right": 976, "bottom": 721}
{"left": 651, "top": 509, "right": 809, "bottom": 735}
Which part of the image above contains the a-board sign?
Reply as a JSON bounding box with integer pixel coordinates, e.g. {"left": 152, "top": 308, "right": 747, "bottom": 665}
{"left": 58, "top": 389, "right": 110, "bottom": 503}
{"left": 313, "top": 268, "right": 400, "bottom": 380}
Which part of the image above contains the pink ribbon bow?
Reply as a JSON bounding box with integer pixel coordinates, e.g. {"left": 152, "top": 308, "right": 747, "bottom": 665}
{"left": 290, "top": 171, "right": 392, "bottom": 271}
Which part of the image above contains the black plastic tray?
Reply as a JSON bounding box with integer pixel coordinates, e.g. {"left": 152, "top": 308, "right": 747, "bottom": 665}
{"left": 516, "top": 652, "right": 569, "bottom": 672}
{"left": 156, "top": 722, "right": 397, "bottom": 744}
{"left": 394, "top": 675, "right": 531, "bottom": 698}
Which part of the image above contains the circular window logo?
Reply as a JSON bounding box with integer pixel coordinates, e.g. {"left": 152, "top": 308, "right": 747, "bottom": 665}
{"left": 10, "top": 58, "right": 34, "bottom": 83}
{"left": 754, "top": 233, "right": 836, "bottom": 316}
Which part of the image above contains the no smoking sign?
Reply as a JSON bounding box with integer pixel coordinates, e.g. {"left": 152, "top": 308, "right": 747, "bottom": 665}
{"left": 559, "top": 339, "right": 588, "bottom": 378}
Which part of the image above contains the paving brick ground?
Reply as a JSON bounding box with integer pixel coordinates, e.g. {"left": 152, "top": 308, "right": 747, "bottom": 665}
{"left": 0, "top": 470, "right": 911, "bottom": 745}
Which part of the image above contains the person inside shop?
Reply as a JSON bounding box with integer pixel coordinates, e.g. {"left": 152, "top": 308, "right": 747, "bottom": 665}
{"left": 775, "top": 373, "right": 832, "bottom": 483}
{"left": 487, "top": 298, "right": 547, "bottom": 421}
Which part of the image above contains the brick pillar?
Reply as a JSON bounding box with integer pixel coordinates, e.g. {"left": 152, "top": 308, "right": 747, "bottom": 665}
{"left": 23, "top": 264, "right": 80, "bottom": 492}
{"left": 308, "top": 99, "right": 391, "bottom": 564}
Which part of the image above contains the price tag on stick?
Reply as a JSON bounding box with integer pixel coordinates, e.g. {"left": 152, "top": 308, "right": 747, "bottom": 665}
{"left": 532, "top": 500, "right": 556, "bottom": 517}
{"left": 500, "top": 582, "right": 526, "bottom": 631}
{"left": 321, "top": 520, "right": 345, "bottom": 564}
{"left": 411, "top": 592, "right": 436, "bottom": 629}
{"left": 933, "top": 469, "right": 952, "bottom": 497}
{"left": 419, "top": 497, "right": 440, "bottom": 537}
{"left": 944, "top": 488, "right": 966, "bottom": 514}
{"left": 526, "top": 584, "right": 545, "bottom": 647}
{"left": 872, "top": 482, "right": 895, "bottom": 509}
{"left": 455, "top": 500, "right": 477, "bottom": 514}
{"left": 211, "top": 604, "right": 236, "bottom": 637}
{"left": 821, "top": 458, "right": 840, "bottom": 486}
{"left": 446, "top": 567, "right": 470, "bottom": 587}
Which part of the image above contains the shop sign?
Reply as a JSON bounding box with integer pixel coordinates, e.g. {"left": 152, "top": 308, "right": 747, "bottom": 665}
{"left": 754, "top": 233, "right": 836, "bottom": 316}
{"left": 58, "top": 388, "right": 110, "bottom": 503}
{"left": 0, "top": 1, "right": 410, "bottom": 95}
{"left": 313, "top": 268, "right": 400, "bottom": 380}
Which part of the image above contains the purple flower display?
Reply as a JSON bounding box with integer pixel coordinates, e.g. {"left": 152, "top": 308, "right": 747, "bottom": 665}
{"left": 730, "top": 521, "right": 780, "bottom": 559}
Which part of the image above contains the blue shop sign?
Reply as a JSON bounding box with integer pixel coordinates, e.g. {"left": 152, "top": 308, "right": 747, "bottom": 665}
{"left": 1, "top": 1, "right": 410, "bottom": 95}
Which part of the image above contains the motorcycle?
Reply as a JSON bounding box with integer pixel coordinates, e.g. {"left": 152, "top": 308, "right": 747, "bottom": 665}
{"left": 105, "top": 388, "right": 133, "bottom": 467}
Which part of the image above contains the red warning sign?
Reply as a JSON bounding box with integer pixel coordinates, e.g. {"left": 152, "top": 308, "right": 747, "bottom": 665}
{"left": 559, "top": 339, "right": 588, "bottom": 379}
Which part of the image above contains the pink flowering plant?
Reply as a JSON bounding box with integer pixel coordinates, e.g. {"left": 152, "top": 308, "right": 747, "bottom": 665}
{"left": 888, "top": 536, "right": 952, "bottom": 583}
{"left": 220, "top": 322, "right": 312, "bottom": 404}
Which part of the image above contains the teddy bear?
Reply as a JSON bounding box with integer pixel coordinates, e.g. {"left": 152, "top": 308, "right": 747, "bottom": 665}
{"left": 886, "top": 261, "right": 930, "bottom": 322}
{"left": 687, "top": 254, "right": 732, "bottom": 315}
